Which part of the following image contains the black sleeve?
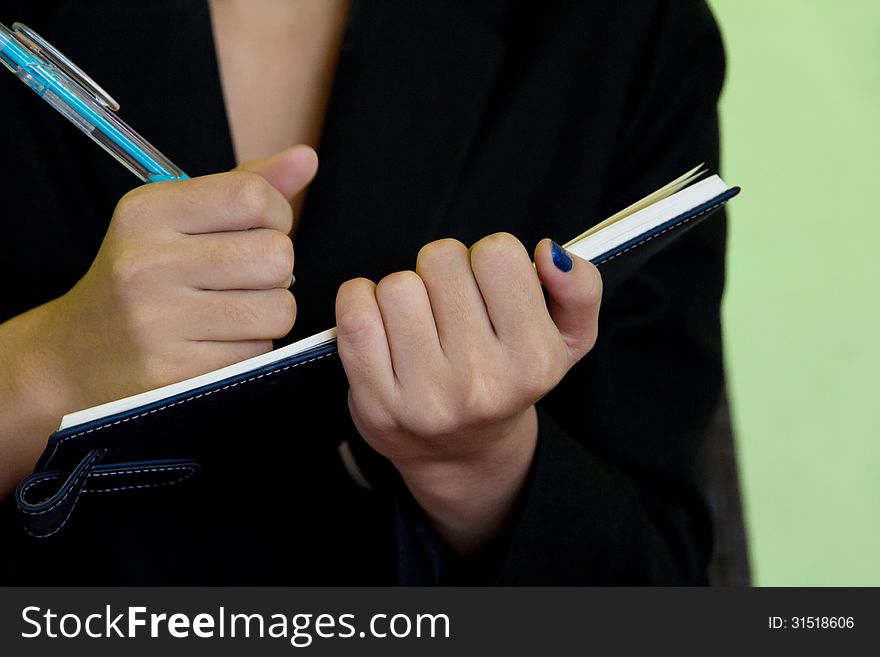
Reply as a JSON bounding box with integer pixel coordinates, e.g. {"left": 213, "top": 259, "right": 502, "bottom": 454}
{"left": 395, "top": 0, "right": 728, "bottom": 585}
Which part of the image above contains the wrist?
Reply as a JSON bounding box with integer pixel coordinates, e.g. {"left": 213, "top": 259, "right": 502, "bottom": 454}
{"left": 395, "top": 406, "right": 539, "bottom": 555}
{"left": 0, "top": 298, "right": 84, "bottom": 494}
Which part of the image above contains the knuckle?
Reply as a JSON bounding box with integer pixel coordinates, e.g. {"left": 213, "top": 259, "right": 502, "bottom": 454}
{"left": 415, "top": 400, "right": 458, "bottom": 436}
{"left": 461, "top": 373, "right": 503, "bottom": 424}
{"left": 337, "top": 277, "right": 374, "bottom": 300}
{"left": 416, "top": 238, "right": 467, "bottom": 269}
{"left": 229, "top": 171, "right": 273, "bottom": 224}
{"left": 268, "top": 289, "right": 297, "bottom": 337}
{"left": 336, "top": 279, "right": 379, "bottom": 339}
{"left": 260, "top": 232, "right": 294, "bottom": 284}
{"left": 471, "top": 232, "right": 524, "bottom": 262}
{"left": 113, "top": 187, "right": 154, "bottom": 230}
{"left": 337, "top": 309, "right": 376, "bottom": 342}
{"left": 360, "top": 403, "right": 398, "bottom": 436}
{"left": 520, "top": 351, "right": 563, "bottom": 399}
{"left": 376, "top": 270, "right": 423, "bottom": 303}
{"left": 110, "top": 247, "right": 153, "bottom": 289}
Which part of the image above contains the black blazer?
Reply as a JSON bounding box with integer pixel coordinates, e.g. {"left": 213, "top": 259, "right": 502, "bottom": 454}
{"left": 0, "top": 0, "right": 727, "bottom": 585}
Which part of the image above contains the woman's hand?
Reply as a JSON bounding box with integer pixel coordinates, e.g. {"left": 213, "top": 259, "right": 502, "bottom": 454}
{"left": 51, "top": 145, "right": 318, "bottom": 407}
{"left": 336, "top": 234, "right": 602, "bottom": 555}
{"left": 0, "top": 145, "right": 317, "bottom": 496}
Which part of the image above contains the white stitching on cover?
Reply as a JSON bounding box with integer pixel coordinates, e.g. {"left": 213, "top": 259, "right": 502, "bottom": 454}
{"left": 23, "top": 464, "right": 197, "bottom": 539}
{"left": 45, "top": 351, "right": 337, "bottom": 468}
{"left": 87, "top": 465, "right": 197, "bottom": 493}
{"left": 20, "top": 474, "right": 61, "bottom": 496}
{"left": 20, "top": 465, "right": 196, "bottom": 496}
{"left": 86, "top": 473, "right": 194, "bottom": 494}
{"left": 596, "top": 200, "right": 726, "bottom": 266}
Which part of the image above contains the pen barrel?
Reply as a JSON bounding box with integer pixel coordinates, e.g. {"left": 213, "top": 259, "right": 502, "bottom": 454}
{"left": 1, "top": 22, "right": 188, "bottom": 183}
{"left": 39, "top": 77, "right": 189, "bottom": 183}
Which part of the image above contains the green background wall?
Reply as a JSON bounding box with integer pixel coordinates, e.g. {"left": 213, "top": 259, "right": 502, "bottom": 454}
{"left": 709, "top": 0, "right": 880, "bottom": 584}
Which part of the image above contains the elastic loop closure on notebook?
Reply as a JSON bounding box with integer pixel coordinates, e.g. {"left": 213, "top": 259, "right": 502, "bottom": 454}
{"left": 16, "top": 452, "right": 202, "bottom": 538}
{"left": 16, "top": 448, "right": 105, "bottom": 538}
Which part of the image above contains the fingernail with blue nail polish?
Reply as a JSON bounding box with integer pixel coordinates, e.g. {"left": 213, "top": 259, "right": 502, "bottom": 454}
{"left": 551, "top": 241, "right": 573, "bottom": 272}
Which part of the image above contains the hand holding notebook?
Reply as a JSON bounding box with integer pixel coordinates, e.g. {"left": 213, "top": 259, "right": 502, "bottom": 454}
{"left": 335, "top": 234, "right": 604, "bottom": 554}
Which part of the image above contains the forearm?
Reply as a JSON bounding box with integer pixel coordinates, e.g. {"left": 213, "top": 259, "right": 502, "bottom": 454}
{"left": 0, "top": 300, "right": 79, "bottom": 498}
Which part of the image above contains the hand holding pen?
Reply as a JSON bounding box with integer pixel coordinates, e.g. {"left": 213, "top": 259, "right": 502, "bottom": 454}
{"left": 1, "top": 21, "right": 314, "bottom": 407}
{"left": 0, "top": 22, "right": 318, "bottom": 494}
{"left": 45, "top": 147, "right": 316, "bottom": 411}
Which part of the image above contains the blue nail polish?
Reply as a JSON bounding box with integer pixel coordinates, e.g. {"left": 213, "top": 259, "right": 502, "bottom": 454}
{"left": 551, "top": 241, "right": 573, "bottom": 272}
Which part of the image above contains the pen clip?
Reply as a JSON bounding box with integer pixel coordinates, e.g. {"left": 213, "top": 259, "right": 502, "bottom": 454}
{"left": 10, "top": 22, "right": 120, "bottom": 112}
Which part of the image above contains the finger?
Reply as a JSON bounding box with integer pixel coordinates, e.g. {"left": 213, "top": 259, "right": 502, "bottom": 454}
{"left": 178, "top": 229, "right": 294, "bottom": 291}
{"left": 534, "top": 238, "right": 603, "bottom": 361}
{"left": 177, "top": 288, "right": 297, "bottom": 341}
{"left": 415, "top": 239, "right": 496, "bottom": 355}
{"left": 336, "top": 278, "right": 396, "bottom": 406}
{"left": 469, "top": 233, "right": 553, "bottom": 344}
{"left": 134, "top": 170, "right": 296, "bottom": 235}
{"left": 235, "top": 144, "right": 318, "bottom": 201}
{"left": 374, "top": 271, "right": 443, "bottom": 386}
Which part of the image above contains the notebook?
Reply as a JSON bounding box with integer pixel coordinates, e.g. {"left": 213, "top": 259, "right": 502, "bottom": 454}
{"left": 17, "top": 167, "right": 739, "bottom": 537}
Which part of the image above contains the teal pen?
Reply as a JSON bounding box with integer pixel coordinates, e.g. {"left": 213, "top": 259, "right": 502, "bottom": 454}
{"left": 0, "top": 22, "right": 187, "bottom": 183}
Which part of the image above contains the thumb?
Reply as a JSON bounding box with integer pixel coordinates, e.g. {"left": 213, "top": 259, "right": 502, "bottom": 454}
{"left": 235, "top": 144, "right": 319, "bottom": 200}
{"left": 534, "top": 238, "right": 603, "bottom": 362}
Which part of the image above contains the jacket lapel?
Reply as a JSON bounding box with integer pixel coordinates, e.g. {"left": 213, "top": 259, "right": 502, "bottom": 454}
{"left": 290, "top": 0, "right": 507, "bottom": 337}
